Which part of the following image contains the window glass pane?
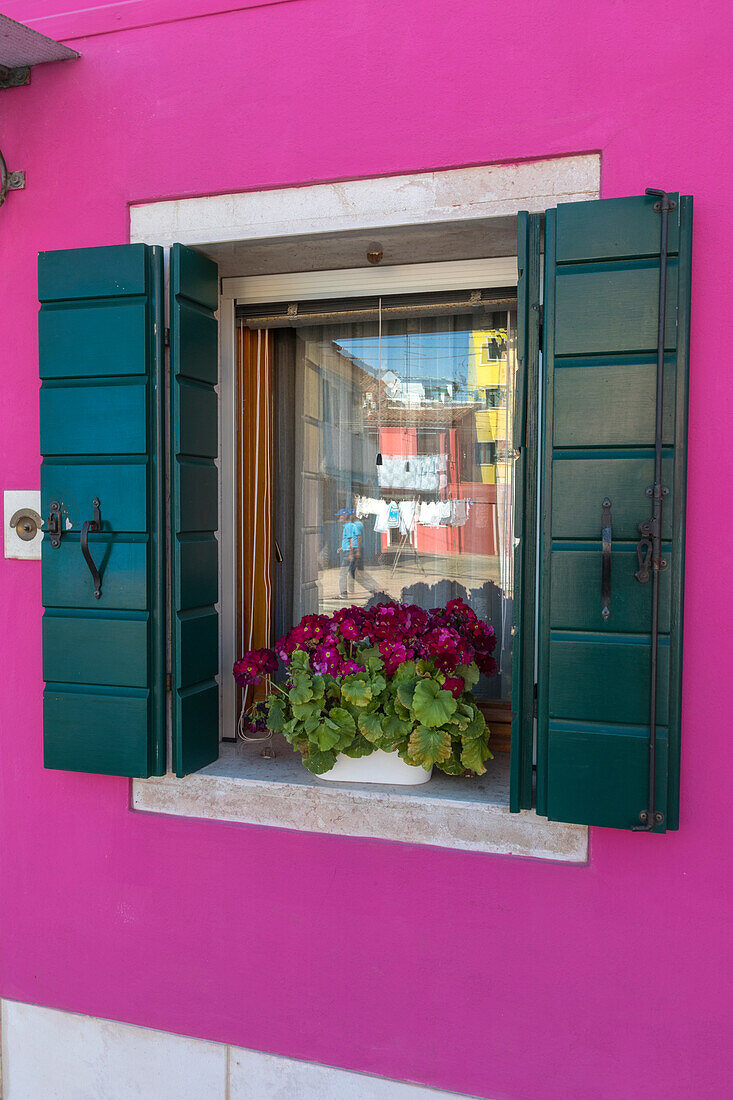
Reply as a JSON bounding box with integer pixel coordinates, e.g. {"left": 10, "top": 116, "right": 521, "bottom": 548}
{"left": 272, "top": 308, "right": 516, "bottom": 700}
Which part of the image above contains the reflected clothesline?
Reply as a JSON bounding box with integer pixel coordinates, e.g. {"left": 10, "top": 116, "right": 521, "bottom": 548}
{"left": 355, "top": 495, "right": 471, "bottom": 534}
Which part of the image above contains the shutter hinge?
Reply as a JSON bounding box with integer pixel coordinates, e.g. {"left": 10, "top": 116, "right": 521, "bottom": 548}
{"left": 164, "top": 327, "right": 170, "bottom": 347}
{"left": 165, "top": 672, "right": 172, "bottom": 693}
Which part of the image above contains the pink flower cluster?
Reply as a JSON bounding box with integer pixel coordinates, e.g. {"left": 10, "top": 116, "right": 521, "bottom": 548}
{"left": 233, "top": 647, "right": 278, "bottom": 687}
{"left": 234, "top": 598, "right": 496, "bottom": 694}
{"left": 239, "top": 701, "right": 269, "bottom": 735}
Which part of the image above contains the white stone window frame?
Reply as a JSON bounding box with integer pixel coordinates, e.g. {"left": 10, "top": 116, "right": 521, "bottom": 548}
{"left": 130, "top": 154, "right": 600, "bottom": 861}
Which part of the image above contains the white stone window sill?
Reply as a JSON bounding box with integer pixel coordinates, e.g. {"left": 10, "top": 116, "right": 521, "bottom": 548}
{"left": 133, "top": 739, "right": 587, "bottom": 863}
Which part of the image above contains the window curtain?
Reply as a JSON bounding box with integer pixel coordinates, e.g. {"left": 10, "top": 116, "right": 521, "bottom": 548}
{"left": 237, "top": 327, "right": 273, "bottom": 709}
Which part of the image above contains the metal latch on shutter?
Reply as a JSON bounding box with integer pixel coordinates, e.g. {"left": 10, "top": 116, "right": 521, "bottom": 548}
{"left": 632, "top": 188, "right": 676, "bottom": 831}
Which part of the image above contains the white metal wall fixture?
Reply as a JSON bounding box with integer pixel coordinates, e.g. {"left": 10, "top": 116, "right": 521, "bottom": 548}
{"left": 0, "top": 13, "right": 79, "bottom": 205}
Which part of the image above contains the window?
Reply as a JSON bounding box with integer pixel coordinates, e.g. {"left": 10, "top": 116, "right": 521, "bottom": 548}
{"left": 38, "top": 190, "right": 693, "bottom": 834}
{"left": 235, "top": 300, "right": 516, "bottom": 716}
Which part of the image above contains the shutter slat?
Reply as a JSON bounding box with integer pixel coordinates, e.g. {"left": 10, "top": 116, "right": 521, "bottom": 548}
{"left": 553, "top": 357, "right": 676, "bottom": 446}
{"left": 40, "top": 382, "right": 149, "bottom": 455}
{"left": 39, "top": 244, "right": 165, "bottom": 778}
{"left": 39, "top": 300, "right": 149, "bottom": 379}
{"left": 550, "top": 544, "right": 672, "bottom": 634}
{"left": 42, "top": 538, "right": 149, "bottom": 611}
{"left": 43, "top": 613, "right": 149, "bottom": 687}
{"left": 41, "top": 462, "right": 148, "bottom": 532}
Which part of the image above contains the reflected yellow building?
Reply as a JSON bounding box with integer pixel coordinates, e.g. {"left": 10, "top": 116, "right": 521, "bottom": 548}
{"left": 468, "top": 327, "right": 509, "bottom": 486}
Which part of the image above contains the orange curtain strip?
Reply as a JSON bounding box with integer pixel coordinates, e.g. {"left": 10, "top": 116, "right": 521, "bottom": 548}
{"left": 237, "top": 326, "right": 273, "bottom": 711}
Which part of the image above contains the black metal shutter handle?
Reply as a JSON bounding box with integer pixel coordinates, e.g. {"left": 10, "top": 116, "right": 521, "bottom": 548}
{"left": 601, "top": 498, "right": 612, "bottom": 621}
{"left": 81, "top": 498, "right": 103, "bottom": 599}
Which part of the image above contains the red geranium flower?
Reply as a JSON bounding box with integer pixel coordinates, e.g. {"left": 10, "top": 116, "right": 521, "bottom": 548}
{"left": 442, "top": 675, "right": 465, "bottom": 698}
{"left": 233, "top": 648, "right": 277, "bottom": 687}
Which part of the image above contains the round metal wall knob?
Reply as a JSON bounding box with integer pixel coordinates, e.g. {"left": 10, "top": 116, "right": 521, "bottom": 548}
{"left": 10, "top": 508, "right": 43, "bottom": 541}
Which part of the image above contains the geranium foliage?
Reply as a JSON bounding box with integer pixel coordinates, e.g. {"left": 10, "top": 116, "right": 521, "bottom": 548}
{"left": 234, "top": 599, "right": 496, "bottom": 776}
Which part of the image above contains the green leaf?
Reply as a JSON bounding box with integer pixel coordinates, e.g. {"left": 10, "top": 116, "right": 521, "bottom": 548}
{"left": 303, "top": 715, "right": 322, "bottom": 739}
{"left": 288, "top": 678, "right": 313, "bottom": 706}
{"left": 365, "top": 654, "right": 385, "bottom": 675}
{"left": 396, "top": 681, "right": 417, "bottom": 709}
{"left": 291, "top": 700, "right": 320, "bottom": 722}
{"left": 448, "top": 703, "right": 472, "bottom": 731}
{"left": 325, "top": 677, "right": 342, "bottom": 700}
{"left": 334, "top": 728, "right": 357, "bottom": 752}
{"left": 460, "top": 736, "right": 493, "bottom": 775}
{"left": 393, "top": 661, "right": 417, "bottom": 682}
{"left": 461, "top": 708, "right": 487, "bottom": 740}
{"left": 329, "top": 707, "right": 356, "bottom": 736}
{"left": 436, "top": 753, "right": 467, "bottom": 776}
{"left": 407, "top": 725, "right": 452, "bottom": 767}
{"left": 358, "top": 712, "right": 384, "bottom": 743}
{"left": 377, "top": 732, "right": 405, "bottom": 753}
{"left": 369, "top": 673, "right": 387, "bottom": 697}
{"left": 288, "top": 650, "right": 310, "bottom": 672}
{"left": 341, "top": 733, "right": 375, "bottom": 758}
{"left": 396, "top": 743, "right": 411, "bottom": 764}
{"left": 412, "top": 679, "right": 457, "bottom": 728}
{"left": 301, "top": 748, "right": 337, "bottom": 774}
{"left": 394, "top": 696, "right": 411, "bottom": 720}
{"left": 382, "top": 714, "right": 411, "bottom": 745}
{"left": 456, "top": 662, "right": 480, "bottom": 688}
{"left": 314, "top": 723, "right": 341, "bottom": 752}
{"left": 266, "top": 697, "right": 286, "bottom": 732}
{"left": 341, "top": 677, "right": 373, "bottom": 707}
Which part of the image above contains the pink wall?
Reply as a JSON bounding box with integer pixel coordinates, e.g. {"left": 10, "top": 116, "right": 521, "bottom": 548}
{"left": 1, "top": 2, "right": 732, "bottom": 1097}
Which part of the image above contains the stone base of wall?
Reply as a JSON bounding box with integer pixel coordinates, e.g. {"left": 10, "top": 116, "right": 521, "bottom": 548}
{"left": 1, "top": 1001, "right": 480, "bottom": 1099}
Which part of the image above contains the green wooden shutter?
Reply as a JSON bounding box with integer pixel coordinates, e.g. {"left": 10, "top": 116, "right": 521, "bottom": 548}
{"left": 536, "top": 193, "right": 692, "bottom": 830}
{"left": 510, "top": 211, "right": 541, "bottom": 812}
{"left": 39, "top": 244, "right": 166, "bottom": 777}
{"left": 170, "top": 244, "right": 220, "bottom": 776}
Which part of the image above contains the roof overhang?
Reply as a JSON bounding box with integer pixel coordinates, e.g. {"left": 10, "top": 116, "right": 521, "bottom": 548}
{"left": 0, "top": 12, "right": 78, "bottom": 89}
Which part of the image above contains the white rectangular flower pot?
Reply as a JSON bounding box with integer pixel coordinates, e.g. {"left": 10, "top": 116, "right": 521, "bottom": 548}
{"left": 316, "top": 748, "right": 432, "bottom": 785}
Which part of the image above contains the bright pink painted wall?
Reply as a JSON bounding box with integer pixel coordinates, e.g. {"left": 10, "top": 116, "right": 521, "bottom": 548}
{"left": 1, "top": 3, "right": 732, "bottom": 1097}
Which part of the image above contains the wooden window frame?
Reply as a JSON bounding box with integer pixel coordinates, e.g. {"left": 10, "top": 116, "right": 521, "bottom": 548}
{"left": 232, "top": 288, "right": 516, "bottom": 752}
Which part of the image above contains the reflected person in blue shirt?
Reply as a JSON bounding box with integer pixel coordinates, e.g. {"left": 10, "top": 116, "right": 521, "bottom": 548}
{"left": 337, "top": 509, "right": 378, "bottom": 600}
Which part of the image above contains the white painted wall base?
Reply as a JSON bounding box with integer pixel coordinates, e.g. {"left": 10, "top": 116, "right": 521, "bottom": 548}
{"left": 1, "top": 1000, "right": 485, "bottom": 1100}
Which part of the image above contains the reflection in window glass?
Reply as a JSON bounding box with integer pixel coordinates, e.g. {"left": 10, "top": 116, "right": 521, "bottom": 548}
{"left": 271, "top": 309, "right": 517, "bottom": 700}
